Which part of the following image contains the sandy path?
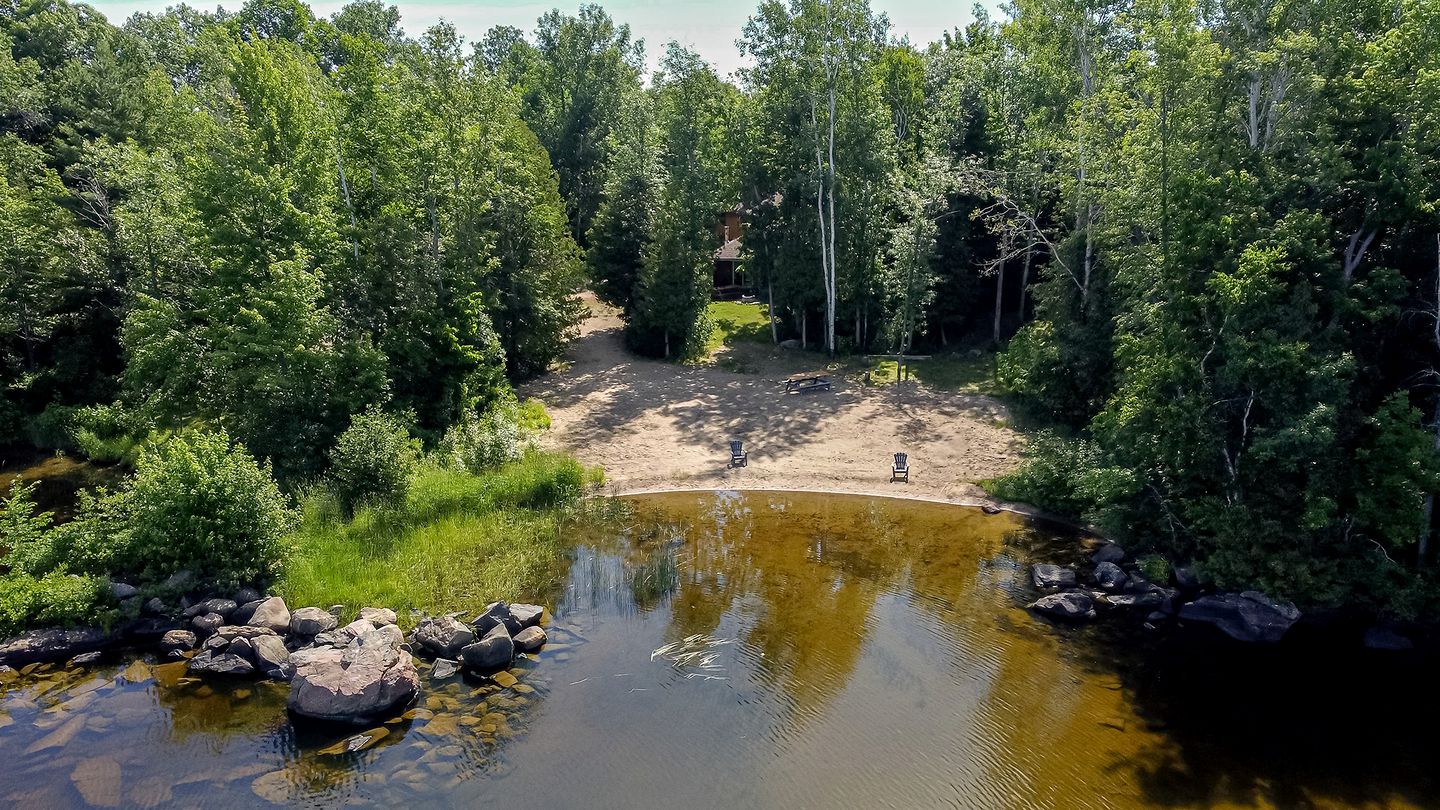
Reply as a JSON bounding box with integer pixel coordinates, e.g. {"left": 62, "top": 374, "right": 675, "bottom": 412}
{"left": 520, "top": 294, "right": 1025, "bottom": 505}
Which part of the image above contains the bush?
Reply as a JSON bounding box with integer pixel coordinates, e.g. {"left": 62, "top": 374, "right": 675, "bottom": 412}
{"left": 0, "top": 571, "right": 114, "bottom": 637}
{"left": 70, "top": 403, "right": 153, "bottom": 464}
{"left": 97, "top": 430, "right": 296, "bottom": 588}
{"left": 0, "top": 480, "right": 56, "bottom": 575}
{"left": 1137, "top": 553, "right": 1171, "bottom": 584}
{"left": 437, "top": 398, "right": 536, "bottom": 473}
{"left": 26, "top": 403, "right": 77, "bottom": 451}
{"left": 327, "top": 407, "right": 421, "bottom": 515}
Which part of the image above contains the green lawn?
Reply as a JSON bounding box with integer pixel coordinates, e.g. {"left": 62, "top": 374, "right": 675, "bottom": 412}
{"left": 703, "top": 300, "right": 771, "bottom": 357}
{"left": 860, "top": 352, "right": 998, "bottom": 395}
{"left": 277, "top": 453, "right": 599, "bottom": 623}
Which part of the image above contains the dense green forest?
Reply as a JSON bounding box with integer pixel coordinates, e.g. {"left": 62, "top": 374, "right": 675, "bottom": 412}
{"left": 3, "top": 0, "right": 1440, "bottom": 621}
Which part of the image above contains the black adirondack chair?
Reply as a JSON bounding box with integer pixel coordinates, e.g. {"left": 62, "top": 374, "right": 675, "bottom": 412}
{"left": 730, "top": 441, "right": 748, "bottom": 467}
{"left": 891, "top": 452, "right": 910, "bottom": 482}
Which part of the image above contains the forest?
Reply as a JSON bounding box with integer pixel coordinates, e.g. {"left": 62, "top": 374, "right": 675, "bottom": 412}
{"left": 3, "top": 0, "right": 1440, "bottom": 622}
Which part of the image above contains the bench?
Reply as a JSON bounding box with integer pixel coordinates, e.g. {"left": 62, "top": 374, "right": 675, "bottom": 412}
{"left": 784, "top": 374, "right": 832, "bottom": 394}
{"left": 891, "top": 452, "right": 910, "bottom": 483}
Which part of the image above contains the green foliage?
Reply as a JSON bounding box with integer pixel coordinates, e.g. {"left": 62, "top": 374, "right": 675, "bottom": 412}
{"left": 327, "top": 407, "right": 420, "bottom": 515}
{"left": 1136, "top": 554, "right": 1171, "bottom": 585}
{"left": 0, "top": 571, "right": 114, "bottom": 637}
{"left": 69, "top": 403, "right": 152, "bottom": 464}
{"left": 0, "top": 480, "right": 54, "bottom": 574}
{"left": 436, "top": 397, "right": 536, "bottom": 473}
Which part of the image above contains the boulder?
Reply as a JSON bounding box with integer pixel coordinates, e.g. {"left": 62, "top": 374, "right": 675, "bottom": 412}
{"left": 1363, "top": 626, "right": 1414, "bottom": 651}
{"left": 337, "top": 619, "right": 376, "bottom": 643}
{"left": 1090, "top": 543, "right": 1126, "bottom": 565}
{"left": 188, "top": 650, "right": 256, "bottom": 677}
{"left": 513, "top": 625, "right": 547, "bottom": 653}
{"left": 509, "top": 604, "right": 545, "bottom": 630}
{"left": 185, "top": 598, "right": 238, "bottom": 619}
{"left": 143, "top": 597, "right": 167, "bottom": 616}
{"left": 1178, "top": 591, "right": 1300, "bottom": 643}
{"left": 110, "top": 582, "right": 139, "bottom": 600}
{"left": 431, "top": 659, "right": 459, "bottom": 680}
{"left": 289, "top": 608, "right": 338, "bottom": 637}
{"left": 71, "top": 651, "right": 104, "bottom": 666}
{"left": 122, "top": 618, "right": 178, "bottom": 639}
{"left": 161, "top": 569, "right": 194, "bottom": 592}
{"left": 0, "top": 627, "right": 113, "bottom": 667}
{"left": 471, "top": 602, "right": 512, "bottom": 635}
{"left": 246, "top": 597, "right": 291, "bottom": 632}
{"left": 232, "top": 599, "right": 264, "bottom": 626}
{"left": 211, "top": 625, "right": 281, "bottom": 642}
{"left": 233, "top": 586, "right": 262, "bottom": 605}
{"left": 779, "top": 339, "right": 802, "bottom": 349}
{"left": 414, "top": 615, "right": 475, "bottom": 659}
{"left": 288, "top": 626, "right": 419, "bottom": 723}
{"left": 1104, "top": 592, "right": 1165, "bottom": 609}
{"left": 191, "top": 613, "right": 226, "bottom": 634}
{"left": 1173, "top": 566, "right": 1201, "bottom": 589}
{"left": 459, "top": 624, "right": 515, "bottom": 671}
{"left": 1093, "top": 562, "right": 1128, "bottom": 591}
{"left": 1030, "top": 563, "right": 1077, "bottom": 589}
{"left": 1029, "top": 592, "right": 1096, "bottom": 621}
{"left": 358, "top": 607, "right": 397, "bottom": 627}
{"left": 159, "top": 630, "right": 198, "bottom": 657}
{"left": 251, "top": 634, "right": 294, "bottom": 680}
{"left": 229, "top": 637, "right": 255, "bottom": 662}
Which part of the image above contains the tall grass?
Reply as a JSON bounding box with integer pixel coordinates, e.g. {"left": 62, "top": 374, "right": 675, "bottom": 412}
{"left": 277, "top": 452, "right": 597, "bottom": 622}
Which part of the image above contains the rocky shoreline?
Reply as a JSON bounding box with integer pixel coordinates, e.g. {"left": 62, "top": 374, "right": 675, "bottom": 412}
{"left": 1023, "top": 540, "right": 1417, "bottom": 649}
{"left": 0, "top": 585, "right": 552, "bottom": 725}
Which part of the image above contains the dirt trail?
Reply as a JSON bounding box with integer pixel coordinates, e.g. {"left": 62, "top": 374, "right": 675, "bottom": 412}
{"left": 521, "top": 294, "right": 1024, "bottom": 504}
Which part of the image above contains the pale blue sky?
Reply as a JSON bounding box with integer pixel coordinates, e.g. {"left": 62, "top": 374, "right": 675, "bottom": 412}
{"left": 85, "top": 0, "right": 1003, "bottom": 78}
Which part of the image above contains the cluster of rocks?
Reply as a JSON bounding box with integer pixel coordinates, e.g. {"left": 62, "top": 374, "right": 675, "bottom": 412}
{"left": 1025, "top": 542, "right": 1304, "bottom": 644}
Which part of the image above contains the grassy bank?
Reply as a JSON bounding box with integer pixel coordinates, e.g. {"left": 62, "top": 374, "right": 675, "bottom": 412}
{"left": 277, "top": 452, "right": 599, "bottom": 621}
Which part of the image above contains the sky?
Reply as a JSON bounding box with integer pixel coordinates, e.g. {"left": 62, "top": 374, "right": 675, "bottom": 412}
{"left": 85, "top": 0, "right": 1003, "bottom": 78}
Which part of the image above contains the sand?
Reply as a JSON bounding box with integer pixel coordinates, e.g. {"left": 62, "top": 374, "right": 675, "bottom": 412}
{"left": 520, "top": 294, "right": 1025, "bottom": 505}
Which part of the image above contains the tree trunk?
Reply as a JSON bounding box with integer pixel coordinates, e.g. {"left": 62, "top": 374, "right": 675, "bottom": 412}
{"left": 993, "top": 253, "right": 1006, "bottom": 346}
{"left": 768, "top": 277, "right": 778, "bottom": 344}
{"left": 1017, "top": 243, "right": 1033, "bottom": 322}
{"left": 336, "top": 144, "right": 359, "bottom": 261}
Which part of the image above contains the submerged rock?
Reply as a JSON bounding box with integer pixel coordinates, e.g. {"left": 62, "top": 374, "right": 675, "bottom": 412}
{"left": 414, "top": 615, "right": 474, "bottom": 659}
{"left": 460, "top": 624, "right": 515, "bottom": 671}
{"left": 246, "top": 597, "right": 291, "bottom": 633}
{"left": 1029, "top": 592, "right": 1096, "bottom": 621}
{"left": 71, "top": 651, "right": 104, "bottom": 666}
{"left": 288, "top": 626, "right": 419, "bottom": 723}
{"left": 188, "top": 650, "right": 256, "bottom": 676}
{"left": 513, "top": 626, "right": 547, "bottom": 653}
{"left": 431, "top": 659, "right": 460, "bottom": 680}
{"left": 1178, "top": 591, "right": 1300, "bottom": 643}
{"left": 70, "top": 756, "right": 122, "bottom": 808}
{"left": 1030, "top": 563, "right": 1077, "bottom": 589}
{"left": 1093, "top": 562, "right": 1128, "bottom": 591}
{"left": 317, "top": 727, "right": 389, "bottom": 755}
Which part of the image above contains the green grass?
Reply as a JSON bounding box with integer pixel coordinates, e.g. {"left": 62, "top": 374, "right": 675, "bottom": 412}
{"left": 703, "top": 300, "right": 771, "bottom": 357}
{"left": 277, "top": 452, "right": 595, "bottom": 623}
{"left": 860, "top": 351, "right": 998, "bottom": 394}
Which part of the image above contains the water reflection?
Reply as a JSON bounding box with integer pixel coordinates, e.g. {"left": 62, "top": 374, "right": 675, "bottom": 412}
{"left": 0, "top": 491, "right": 1436, "bottom": 808}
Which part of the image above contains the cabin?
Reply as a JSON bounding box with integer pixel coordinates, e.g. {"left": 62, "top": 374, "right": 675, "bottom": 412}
{"left": 713, "top": 203, "right": 749, "bottom": 299}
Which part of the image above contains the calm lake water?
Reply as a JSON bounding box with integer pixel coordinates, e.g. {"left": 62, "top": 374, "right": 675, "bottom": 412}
{"left": 1, "top": 490, "right": 1437, "bottom": 808}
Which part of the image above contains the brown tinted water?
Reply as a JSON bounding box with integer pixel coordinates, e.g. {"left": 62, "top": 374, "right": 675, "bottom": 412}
{"left": 0, "top": 490, "right": 1436, "bottom": 808}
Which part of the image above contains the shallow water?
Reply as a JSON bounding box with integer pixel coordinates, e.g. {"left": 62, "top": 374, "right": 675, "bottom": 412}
{"left": 0, "top": 491, "right": 1436, "bottom": 808}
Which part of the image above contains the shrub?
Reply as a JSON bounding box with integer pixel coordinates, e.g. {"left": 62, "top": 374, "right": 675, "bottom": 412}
{"left": 0, "top": 571, "right": 114, "bottom": 637}
{"left": 26, "top": 403, "right": 77, "bottom": 451}
{"left": 437, "top": 398, "right": 536, "bottom": 473}
{"left": 70, "top": 403, "right": 152, "bottom": 464}
{"left": 1137, "top": 553, "right": 1171, "bottom": 584}
{"left": 0, "top": 480, "right": 56, "bottom": 575}
{"left": 98, "top": 430, "right": 296, "bottom": 588}
{"left": 328, "top": 407, "right": 421, "bottom": 515}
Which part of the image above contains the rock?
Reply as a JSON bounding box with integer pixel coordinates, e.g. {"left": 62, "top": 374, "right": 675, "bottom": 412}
{"left": 317, "top": 727, "right": 389, "bottom": 755}
{"left": 251, "top": 634, "right": 294, "bottom": 680}
{"left": 187, "top": 650, "right": 256, "bottom": 677}
{"left": 338, "top": 619, "right": 376, "bottom": 643}
{"left": 508, "top": 604, "right": 545, "bottom": 630}
{"left": 71, "top": 651, "right": 104, "bottom": 666}
{"left": 122, "top": 618, "right": 178, "bottom": 639}
{"left": 289, "top": 607, "right": 338, "bottom": 637}
{"left": 431, "top": 658, "right": 459, "bottom": 680}
{"left": 459, "top": 624, "right": 515, "bottom": 671}
{"left": 143, "top": 597, "right": 167, "bottom": 616}
{"left": 1104, "top": 592, "right": 1165, "bottom": 609}
{"left": 414, "top": 615, "right": 475, "bottom": 659}
{"left": 513, "top": 626, "right": 547, "bottom": 653}
{"left": 1124, "top": 574, "right": 1155, "bottom": 594}
{"left": 250, "top": 770, "right": 292, "bottom": 804}
{"left": 246, "top": 597, "right": 291, "bottom": 632}
{"left": 1145, "top": 611, "right": 1169, "bottom": 624}
{"left": 1091, "top": 543, "right": 1126, "bottom": 565}
{"left": 1030, "top": 563, "right": 1077, "bottom": 589}
{"left": 0, "top": 626, "right": 112, "bottom": 667}
{"left": 191, "top": 613, "right": 226, "bottom": 634}
{"left": 1178, "top": 591, "right": 1300, "bottom": 643}
{"left": 70, "top": 756, "right": 122, "bottom": 808}
{"left": 229, "top": 637, "right": 255, "bottom": 661}
{"left": 310, "top": 631, "right": 349, "bottom": 649}
{"left": 1173, "top": 566, "right": 1201, "bottom": 589}
{"left": 288, "top": 626, "right": 419, "bottom": 723}
{"left": 160, "top": 630, "right": 198, "bottom": 657}
{"left": 471, "top": 602, "right": 512, "bottom": 635}
{"left": 161, "top": 569, "right": 194, "bottom": 592}
{"left": 327, "top": 605, "right": 345, "bottom": 617}
{"left": 110, "top": 582, "right": 139, "bottom": 601}
{"left": 233, "top": 586, "right": 262, "bottom": 604}
{"left": 231, "top": 599, "right": 264, "bottom": 625}
{"left": 1363, "top": 626, "right": 1414, "bottom": 651}
{"left": 1093, "top": 561, "right": 1128, "bottom": 591}
{"left": 199, "top": 598, "right": 238, "bottom": 619}
{"left": 1030, "top": 592, "right": 1096, "bottom": 621}
{"left": 779, "top": 338, "right": 802, "bottom": 349}
{"left": 358, "top": 607, "right": 396, "bottom": 627}
{"left": 211, "top": 624, "right": 280, "bottom": 642}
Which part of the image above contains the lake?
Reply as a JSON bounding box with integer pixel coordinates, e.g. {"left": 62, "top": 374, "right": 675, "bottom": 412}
{"left": 0, "top": 490, "right": 1435, "bottom": 808}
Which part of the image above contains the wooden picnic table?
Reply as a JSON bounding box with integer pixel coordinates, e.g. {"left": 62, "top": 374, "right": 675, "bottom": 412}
{"left": 784, "top": 373, "right": 832, "bottom": 393}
